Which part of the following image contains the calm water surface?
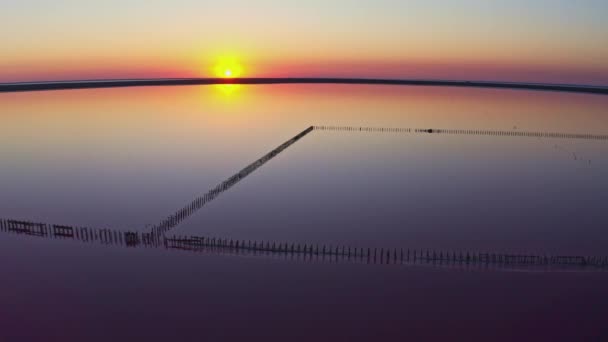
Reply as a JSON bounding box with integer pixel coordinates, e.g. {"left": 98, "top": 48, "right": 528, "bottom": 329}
{"left": 1, "top": 85, "right": 608, "bottom": 341}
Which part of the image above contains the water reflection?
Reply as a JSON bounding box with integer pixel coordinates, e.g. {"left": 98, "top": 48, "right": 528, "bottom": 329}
{"left": 213, "top": 84, "right": 242, "bottom": 98}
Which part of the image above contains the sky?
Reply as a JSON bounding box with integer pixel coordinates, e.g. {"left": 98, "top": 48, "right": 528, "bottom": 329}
{"left": 2, "top": 0, "right": 608, "bottom": 84}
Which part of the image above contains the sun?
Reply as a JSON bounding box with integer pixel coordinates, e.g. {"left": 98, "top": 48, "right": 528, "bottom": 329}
{"left": 213, "top": 56, "right": 243, "bottom": 78}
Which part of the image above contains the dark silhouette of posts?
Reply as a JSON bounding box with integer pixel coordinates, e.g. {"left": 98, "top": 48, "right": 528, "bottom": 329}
{"left": 1, "top": 217, "right": 607, "bottom": 271}
{"left": 149, "top": 126, "right": 315, "bottom": 236}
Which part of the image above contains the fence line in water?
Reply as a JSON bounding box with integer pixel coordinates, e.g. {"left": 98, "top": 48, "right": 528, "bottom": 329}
{"left": 313, "top": 126, "right": 412, "bottom": 133}
{"left": 313, "top": 125, "right": 608, "bottom": 141}
{"left": 148, "top": 126, "right": 314, "bottom": 237}
{"left": 3, "top": 125, "right": 607, "bottom": 257}
{"left": 0, "top": 218, "right": 130, "bottom": 246}
{"left": 145, "top": 124, "right": 607, "bottom": 234}
{"left": 415, "top": 128, "right": 608, "bottom": 140}
{"left": 163, "top": 235, "right": 607, "bottom": 270}
{"left": 2, "top": 217, "right": 607, "bottom": 271}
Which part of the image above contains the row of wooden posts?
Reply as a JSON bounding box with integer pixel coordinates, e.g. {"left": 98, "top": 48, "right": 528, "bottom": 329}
{"left": 0, "top": 218, "right": 133, "bottom": 246}
{"left": 149, "top": 126, "right": 315, "bottom": 237}
{"left": 314, "top": 126, "right": 412, "bottom": 133}
{"left": 313, "top": 125, "right": 608, "bottom": 141}
{"left": 2, "top": 125, "right": 607, "bottom": 270}
{"left": 416, "top": 128, "right": 608, "bottom": 140}
{"left": 2, "top": 218, "right": 607, "bottom": 270}
{"left": 147, "top": 124, "right": 608, "bottom": 237}
{"left": 164, "top": 235, "right": 608, "bottom": 268}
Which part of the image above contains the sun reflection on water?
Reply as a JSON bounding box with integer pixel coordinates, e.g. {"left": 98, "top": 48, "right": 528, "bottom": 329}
{"left": 213, "top": 83, "right": 242, "bottom": 98}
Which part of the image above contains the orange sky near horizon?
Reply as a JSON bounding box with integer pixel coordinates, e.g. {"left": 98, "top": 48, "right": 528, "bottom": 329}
{"left": 2, "top": 1, "right": 608, "bottom": 85}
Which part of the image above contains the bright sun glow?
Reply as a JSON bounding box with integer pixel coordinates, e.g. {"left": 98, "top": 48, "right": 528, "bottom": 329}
{"left": 213, "top": 56, "right": 243, "bottom": 78}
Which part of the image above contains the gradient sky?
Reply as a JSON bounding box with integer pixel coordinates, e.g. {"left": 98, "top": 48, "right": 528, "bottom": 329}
{"left": 2, "top": 0, "right": 608, "bottom": 84}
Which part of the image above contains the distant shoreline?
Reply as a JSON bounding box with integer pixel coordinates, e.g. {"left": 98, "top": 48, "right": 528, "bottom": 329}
{"left": 1, "top": 77, "right": 608, "bottom": 95}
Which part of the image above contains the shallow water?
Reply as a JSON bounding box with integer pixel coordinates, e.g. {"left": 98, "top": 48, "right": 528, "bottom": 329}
{"left": 1, "top": 84, "right": 608, "bottom": 340}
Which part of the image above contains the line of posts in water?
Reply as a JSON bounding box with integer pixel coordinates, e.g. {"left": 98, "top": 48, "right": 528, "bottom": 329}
{"left": 2, "top": 218, "right": 607, "bottom": 270}
{"left": 148, "top": 126, "right": 314, "bottom": 237}
{"left": 313, "top": 126, "right": 412, "bottom": 133}
{"left": 0, "top": 218, "right": 134, "bottom": 246}
{"left": 416, "top": 128, "right": 608, "bottom": 140}
{"left": 145, "top": 124, "right": 608, "bottom": 234}
{"left": 313, "top": 125, "right": 608, "bottom": 141}
{"left": 4, "top": 124, "right": 606, "bottom": 254}
{"left": 164, "top": 235, "right": 608, "bottom": 268}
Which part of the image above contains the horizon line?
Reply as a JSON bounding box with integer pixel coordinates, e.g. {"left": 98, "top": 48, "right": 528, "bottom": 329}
{"left": 1, "top": 77, "right": 608, "bottom": 95}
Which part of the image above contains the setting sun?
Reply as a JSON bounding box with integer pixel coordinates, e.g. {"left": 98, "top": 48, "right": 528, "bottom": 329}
{"left": 213, "top": 56, "right": 243, "bottom": 78}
